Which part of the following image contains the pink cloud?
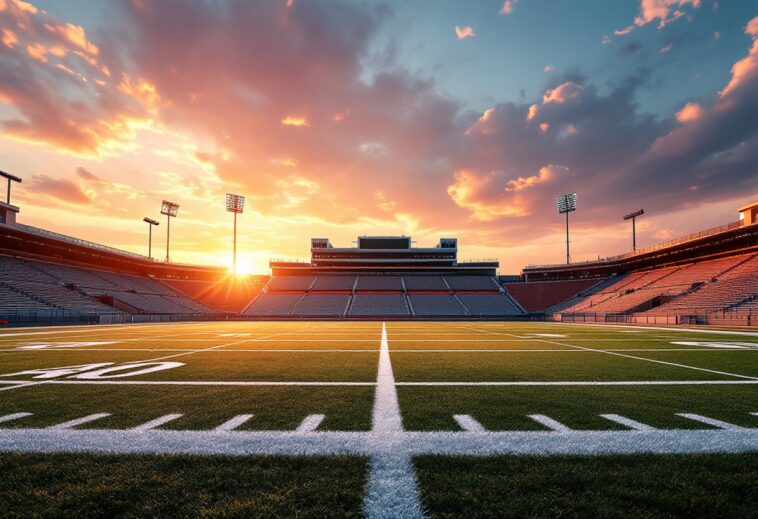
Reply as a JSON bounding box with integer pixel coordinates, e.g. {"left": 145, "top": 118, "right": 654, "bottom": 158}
{"left": 499, "top": 0, "right": 516, "bottom": 15}
{"left": 720, "top": 16, "right": 758, "bottom": 98}
{"left": 542, "top": 82, "right": 582, "bottom": 104}
{"left": 455, "top": 25, "right": 475, "bottom": 40}
{"left": 675, "top": 102, "right": 703, "bottom": 123}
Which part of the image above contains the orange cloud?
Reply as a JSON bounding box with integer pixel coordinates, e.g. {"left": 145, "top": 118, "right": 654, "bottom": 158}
{"left": 675, "top": 102, "right": 703, "bottom": 123}
{"left": 506, "top": 165, "right": 566, "bottom": 192}
{"left": 526, "top": 103, "right": 539, "bottom": 121}
{"left": 281, "top": 116, "right": 308, "bottom": 127}
{"left": 635, "top": 0, "right": 700, "bottom": 29}
{"left": 539, "top": 122, "right": 549, "bottom": 133}
{"left": 1, "top": 28, "right": 18, "bottom": 48}
{"left": 542, "top": 82, "right": 582, "bottom": 104}
{"left": 43, "top": 22, "right": 98, "bottom": 55}
{"left": 455, "top": 25, "right": 475, "bottom": 40}
{"left": 721, "top": 16, "right": 758, "bottom": 98}
{"left": 25, "top": 42, "right": 46, "bottom": 62}
{"left": 499, "top": 0, "right": 516, "bottom": 15}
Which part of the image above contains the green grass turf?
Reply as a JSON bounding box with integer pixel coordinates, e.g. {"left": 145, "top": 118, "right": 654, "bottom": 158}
{"left": 0, "top": 453, "right": 368, "bottom": 519}
{"left": 629, "top": 350, "right": 758, "bottom": 378}
{"left": 414, "top": 453, "right": 758, "bottom": 519}
{"left": 0, "top": 350, "right": 379, "bottom": 382}
{"left": 390, "top": 350, "right": 732, "bottom": 382}
{"left": 0, "top": 385, "right": 374, "bottom": 430}
{"left": 398, "top": 385, "right": 758, "bottom": 431}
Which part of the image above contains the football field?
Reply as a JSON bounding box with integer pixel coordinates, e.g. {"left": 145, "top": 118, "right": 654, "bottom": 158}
{"left": 1, "top": 321, "right": 757, "bottom": 517}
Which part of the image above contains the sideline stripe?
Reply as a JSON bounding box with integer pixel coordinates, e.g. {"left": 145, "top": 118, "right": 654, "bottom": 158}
{"left": 0, "top": 412, "right": 32, "bottom": 424}
{"left": 296, "top": 414, "right": 325, "bottom": 433}
{"left": 556, "top": 322, "right": 758, "bottom": 337}
{"left": 599, "top": 414, "right": 656, "bottom": 431}
{"left": 528, "top": 414, "right": 572, "bottom": 432}
{"left": 2, "top": 379, "right": 757, "bottom": 388}
{"left": 132, "top": 414, "right": 183, "bottom": 431}
{"left": 214, "top": 414, "right": 254, "bottom": 431}
{"left": 49, "top": 413, "right": 112, "bottom": 429}
{"left": 676, "top": 413, "right": 744, "bottom": 430}
{"left": 453, "top": 414, "right": 486, "bottom": 432}
{"left": 2, "top": 429, "right": 756, "bottom": 456}
{"left": 363, "top": 322, "right": 424, "bottom": 519}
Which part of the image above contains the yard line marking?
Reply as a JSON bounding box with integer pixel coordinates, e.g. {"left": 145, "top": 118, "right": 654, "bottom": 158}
{"left": 214, "top": 414, "right": 254, "bottom": 431}
{"left": 599, "top": 414, "right": 656, "bottom": 431}
{"left": 470, "top": 326, "right": 758, "bottom": 381}
{"left": 0, "top": 380, "right": 377, "bottom": 387}
{"left": 676, "top": 413, "right": 745, "bottom": 430}
{"left": 528, "top": 414, "right": 573, "bottom": 432}
{"left": 453, "top": 414, "right": 486, "bottom": 432}
{"left": 0, "top": 381, "right": 44, "bottom": 392}
{"left": 558, "top": 322, "right": 758, "bottom": 337}
{"left": 49, "top": 413, "right": 112, "bottom": 429}
{"left": 2, "top": 429, "right": 758, "bottom": 457}
{"left": 296, "top": 414, "right": 325, "bottom": 432}
{"left": 10, "top": 347, "right": 750, "bottom": 354}
{"left": 0, "top": 412, "right": 32, "bottom": 424}
{"left": 364, "top": 322, "right": 424, "bottom": 519}
{"left": 751, "top": 412, "right": 758, "bottom": 416}
{"left": 132, "top": 414, "right": 183, "bottom": 431}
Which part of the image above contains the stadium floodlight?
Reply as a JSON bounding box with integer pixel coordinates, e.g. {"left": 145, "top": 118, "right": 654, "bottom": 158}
{"left": 225, "top": 193, "right": 245, "bottom": 273}
{"left": 160, "top": 200, "right": 179, "bottom": 262}
{"left": 623, "top": 208, "right": 645, "bottom": 252}
{"left": 556, "top": 192, "right": 577, "bottom": 264}
{"left": 0, "top": 170, "right": 22, "bottom": 206}
{"left": 143, "top": 217, "right": 159, "bottom": 260}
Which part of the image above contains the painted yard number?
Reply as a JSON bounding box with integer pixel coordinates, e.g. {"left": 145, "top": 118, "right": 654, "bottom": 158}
{"left": 0, "top": 362, "right": 184, "bottom": 380}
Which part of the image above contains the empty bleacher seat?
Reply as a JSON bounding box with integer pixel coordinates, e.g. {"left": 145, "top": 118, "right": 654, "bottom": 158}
{"left": 443, "top": 276, "right": 499, "bottom": 291}
{"left": 267, "top": 276, "right": 316, "bottom": 291}
{"left": 291, "top": 294, "right": 350, "bottom": 316}
{"left": 311, "top": 276, "right": 356, "bottom": 291}
{"left": 243, "top": 293, "right": 303, "bottom": 316}
{"left": 348, "top": 294, "right": 409, "bottom": 316}
{"left": 356, "top": 276, "right": 403, "bottom": 291}
{"left": 408, "top": 294, "right": 466, "bottom": 316}
{"left": 403, "top": 276, "right": 448, "bottom": 291}
{"left": 457, "top": 294, "right": 522, "bottom": 316}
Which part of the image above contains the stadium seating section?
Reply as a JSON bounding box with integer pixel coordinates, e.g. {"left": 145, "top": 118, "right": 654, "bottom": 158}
{"left": 505, "top": 279, "right": 601, "bottom": 312}
{"left": 543, "top": 253, "right": 757, "bottom": 316}
{"left": 0, "top": 255, "right": 214, "bottom": 315}
{"left": 243, "top": 275, "right": 524, "bottom": 317}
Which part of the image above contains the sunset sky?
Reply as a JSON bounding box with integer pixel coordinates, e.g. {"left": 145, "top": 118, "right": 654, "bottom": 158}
{"left": 1, "top": 0, "right": 756, "bottom": 274}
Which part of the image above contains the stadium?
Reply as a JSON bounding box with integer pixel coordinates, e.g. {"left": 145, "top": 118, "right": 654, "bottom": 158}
{"left": 1, "top": 1, "right": 758, "bottom": 518}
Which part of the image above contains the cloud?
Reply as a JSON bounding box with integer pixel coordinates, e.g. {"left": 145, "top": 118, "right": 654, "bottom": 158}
{"left": 455, "top": 25, "right": 475, "bottom": 40}
{"left": 542, "top": 82, "right": 582, "bottom": 104}
{"left": 281, "top": 116, "right": 308, "bottom": 127}
{"left": 544, "top": 65, "right": 554, "bottom": 73}
{"left": 506, "top": 165, "right": 568, "bottom": 192}
{"left": 720, "top": 16, "right": 758, "bottom": 98}
{"left": 27, "top": 173, "right": 93, "bottom": 205}
{"left": 675, "top": 102, "right": 702, "bottom": 122}
{"left": 614, "top": 0, "right": 701, "bottom": 38}
{"left": 499, "top": 0, "right": 516, "bottom": 15}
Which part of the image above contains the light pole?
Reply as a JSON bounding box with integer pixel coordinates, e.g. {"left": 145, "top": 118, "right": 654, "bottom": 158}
{"left": 556, "top": 192, "right": 577, "bottom": 264}
{"left": 143, "top": 217, "right": 159, "bottom": 259}
{"left": 160, "top": 200, "right": 179, "bottom": 262}
{"left": 225, "top": 193, "right": 245, "bottom": 273}
{"left": 0, "top": 170, "right": 22, "bottom": 205}
{"left": 624, "top": 208, "right": 645, "bottom": 252}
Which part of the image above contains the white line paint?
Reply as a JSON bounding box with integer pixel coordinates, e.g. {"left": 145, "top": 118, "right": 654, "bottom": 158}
{"left": 751, "top": 412, "right": 758, "bottom": 416}
{"left": 599, "top": 414, "right": 656, "bottom": 431}
{"left": 2, "top": 379, "right": 757, "bottom": 388}
{"left": 0, "top": 412, "right": 32, "bottom": 424}
{"left": 528, "top": 414, "right": 573, "bottom": 432}
{"left": 557, "top": 322, "right": 758, "bottom": 337}
{"left": 676, "top": 413, "right": 745, "bottom": 430}
{"left": 296, "top": 414, "right": 325, "bottom": 433}
{"left": 214, "top": 414, "right": 254, "bottom": 431}
{"left": 453, "top": 414, "right": 486, "bottom": 432}
{"left": 6, "top": 347, "right": 753, "bottom": 354}
{"left": 132, "top": 414, "right": 183, "bottom": 431}
{"left": 2, "top": 429, "right": 757, "bottom": 457}
{"left": 49, "top": 413, "right": 112, "bottom": 429}
{"left": 364, "top": 323, "right": 424, "bottom": 519}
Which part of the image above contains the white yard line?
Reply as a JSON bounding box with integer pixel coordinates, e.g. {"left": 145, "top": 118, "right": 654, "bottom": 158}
{"left": 528, "top": 414, "right": 572, "bottom": 432}
{"left": 132, "top": 414, "right": 184, "bottom": 431}
{"left": 0, "top": 412, "right": 32, "bottom": 424}
{"left": 599, "top": 414, "right": 656, "bottom": 431}
{"left": 363, "top": 322, "right": 424, "bottom": 519}
{"left": 214, "top": 414, "right": 254, "bottom": 431}
{"left": 453, "top": 415, "right": 486, "bottom": 432}
{"left": 556, "top": 322, "right": 758, "bottom": 337}
{"left": 2, "top": 429, "right": 756, "bottom": 456}
{"left": 49, "top": 413, "right": 112, "bottom": 429}
{"left": 7, "top": 347, "right": 754, "bottom": 354}
{"left": 296, "top": 414, "right": 325, "bottom": 432}
{"left": 676, "top": 413, "right": 745, "bottom": 430}
{"left": 467, "top": 326, "right": 758, "bottom": 381}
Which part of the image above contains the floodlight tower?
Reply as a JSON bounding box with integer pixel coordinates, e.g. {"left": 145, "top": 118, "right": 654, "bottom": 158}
{"left": 225, "top": 193, "right": 245, "bottom": 273}
{"left": 556, "top": 192, "right": 577, "bottom": 264}
{"left": 623, "top": 208, "right": 645, "bottom": 252}
{"left": 0, "top": 170, "right": 22, "bottom": 205}
{"left": 160, "top": 200, "right": 179, "bottom": 262}
{"left": 142, "top": 217, "right": 159, "bottom": 260}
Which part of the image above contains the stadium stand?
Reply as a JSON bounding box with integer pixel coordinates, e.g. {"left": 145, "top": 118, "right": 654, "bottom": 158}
{"left": 504, "top": 279, "right": 602, "bottom": 312}
{"left": 244, "top": 236, "right": 524, "bottom": 319}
